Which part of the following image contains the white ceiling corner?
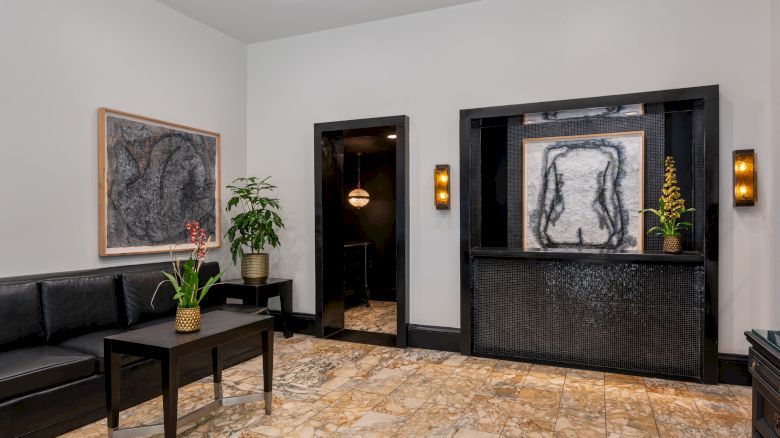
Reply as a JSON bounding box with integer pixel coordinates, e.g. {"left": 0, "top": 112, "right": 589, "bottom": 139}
{"left": 157, "top": 0, "right": 483, "bottom": 44}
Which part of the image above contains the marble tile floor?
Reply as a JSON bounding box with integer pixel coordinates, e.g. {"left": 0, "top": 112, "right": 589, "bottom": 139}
{"left": 62, "top": 333, "right": 751, "bottom": 438}
{"left": 344, "top": 300, "right": 397, "bottom": 334}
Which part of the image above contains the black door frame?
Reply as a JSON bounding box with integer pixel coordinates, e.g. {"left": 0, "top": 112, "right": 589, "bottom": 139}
{"left": 314, "top": 115, "right": 410, "bottom": 348}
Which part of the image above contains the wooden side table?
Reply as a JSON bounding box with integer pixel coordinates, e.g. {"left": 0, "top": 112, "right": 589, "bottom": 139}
{"left": 218, "top": 278, "right": 293, "bottom": 338}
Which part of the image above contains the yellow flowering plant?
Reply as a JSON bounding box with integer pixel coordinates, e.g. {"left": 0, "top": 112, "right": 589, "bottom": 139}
{"left": 640, "top": 156, "right": 695, "bottom": 237}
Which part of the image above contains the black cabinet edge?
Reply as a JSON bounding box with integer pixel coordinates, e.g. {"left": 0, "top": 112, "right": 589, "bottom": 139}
{"left": 407, "top": 324, "right": 461, "bottom": 352}
{"left": 718, "top": 353, "right": 751, "bottom": 386}
{"left": 268, "top": 310, "right": 317, "bottom": 336}
{"left": 470, "top": 248, "right": 705, "bottom": 264}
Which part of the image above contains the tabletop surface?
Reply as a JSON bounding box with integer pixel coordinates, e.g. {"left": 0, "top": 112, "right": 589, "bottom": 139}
{"left": 105, "top": 310, "right": 273, "bottom": 349}
{"left": 751, "top": 329, "right": 780, "bottom": 355}
{"left": 220, "top": 278, "right": 291, "bottom": 287}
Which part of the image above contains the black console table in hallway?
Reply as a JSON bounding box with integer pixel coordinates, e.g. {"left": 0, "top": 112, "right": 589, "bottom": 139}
{"left": 104, "top": 311, "right": 274, "bottom": 438}
{"left": 218, "top": 278, "right": 294, "bottom": 338}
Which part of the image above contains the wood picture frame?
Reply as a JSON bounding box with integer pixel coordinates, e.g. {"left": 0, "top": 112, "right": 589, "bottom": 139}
{"left": 522, "top": 131, "right": 645, "bottom": 251}
{"left": 99, "top": 108, "right": 221, "bottom": 256}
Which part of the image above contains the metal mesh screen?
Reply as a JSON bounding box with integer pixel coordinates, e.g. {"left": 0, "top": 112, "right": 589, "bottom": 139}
{"left": 472, "top": 257, "right": 704, "bottom": 379}
{"left": 506, "top": 104, "right": 666, "bottom": 250}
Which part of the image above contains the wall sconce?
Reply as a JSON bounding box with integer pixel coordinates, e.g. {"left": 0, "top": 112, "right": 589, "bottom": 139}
{"left": 434, "top": 164, "right": 450, "bottom": 210}
{"left": 733, "top": 149, "right": 756, "bottom": 206}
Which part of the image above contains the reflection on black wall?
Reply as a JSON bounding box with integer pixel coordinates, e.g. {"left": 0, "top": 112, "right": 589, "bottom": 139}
{"left": 343, "top": 152, "right": 397, "bottom": 300}
{"left": 481, "top": 124, "right": 508, "bottom": 247}
{"left": 664, "top": 103, "right": 695, "bottom": 248}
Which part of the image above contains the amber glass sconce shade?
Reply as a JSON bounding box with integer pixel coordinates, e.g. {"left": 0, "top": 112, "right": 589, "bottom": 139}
{"left": 733, "top": 149, "right": 756, "bottom": 206}
{"left": 434, "top": 164, "right": 450, "bottom": 210}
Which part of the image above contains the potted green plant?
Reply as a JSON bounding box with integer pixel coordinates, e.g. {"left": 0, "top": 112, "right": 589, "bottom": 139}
{"left": 225, "top": 176, "right": 285, "bottom": 283}
{"left": 640, "top": 156, "right": 695, "bottom": 254}
{"left": 153, "top": 221, "right": 224, "bottom": 333}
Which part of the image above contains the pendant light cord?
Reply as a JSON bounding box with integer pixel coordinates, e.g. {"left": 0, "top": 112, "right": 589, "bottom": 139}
{"left": 357, "top": 152, "right": 362, "bottom": 189}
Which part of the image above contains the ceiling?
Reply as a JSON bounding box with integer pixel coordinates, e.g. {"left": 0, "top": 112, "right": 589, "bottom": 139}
{"left": 344, "top": 126, "right": 396, "bottom": 154}
{"left": 157, "top": 0, "right": 482, "bottom": 43}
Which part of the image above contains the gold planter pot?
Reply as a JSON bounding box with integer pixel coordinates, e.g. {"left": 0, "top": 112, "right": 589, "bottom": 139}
{"left": 663, "top": 236, "right": 683, "bottom": 254}
{"left": 175, "top": 307, "right": 201, "bottom": 333}
{"left": 242, "top": 252, "right": 269, "bottom": 284}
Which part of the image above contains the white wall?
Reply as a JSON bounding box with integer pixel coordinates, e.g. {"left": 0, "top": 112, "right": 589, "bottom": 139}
{"left": 769, "top": 0, "right": 780, "bottom": 349}
{"left": 246, "top": 0, "right": 774, "bottom": 355}
{"left": 0, "top": 1, "right": 247, "bottom": 278}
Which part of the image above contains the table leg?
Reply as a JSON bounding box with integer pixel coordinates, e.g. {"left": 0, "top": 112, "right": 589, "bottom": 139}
{"left": 212, "top": 346, "right": 223, "bottom": 400}
{"left": 161, "top": 351, "right": 180, "bottom": 438}
{"left": 261, "top": 328, "right": 274, "bottom": 414}
{"left": 280, "top": 283, "right": 293, "bottom": 338}
{"left": 105, "top": 339, "right": 121, "bottom": 430}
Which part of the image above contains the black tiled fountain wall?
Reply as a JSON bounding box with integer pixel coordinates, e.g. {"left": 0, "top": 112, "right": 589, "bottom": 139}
{"left": 472, "top": 257, "right": 704, "bottom": 379}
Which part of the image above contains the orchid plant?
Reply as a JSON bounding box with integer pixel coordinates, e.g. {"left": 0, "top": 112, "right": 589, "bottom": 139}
{"left": 153, "top": 221, "right": 225, "bottom": 309}
{"left": 640, "top": 156, "right": 695, "bottom": 237}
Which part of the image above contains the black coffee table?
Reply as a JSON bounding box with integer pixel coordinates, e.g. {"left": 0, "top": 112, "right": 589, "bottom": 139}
{"left": 104, "top": 310, "right": 274, "bottom": 438}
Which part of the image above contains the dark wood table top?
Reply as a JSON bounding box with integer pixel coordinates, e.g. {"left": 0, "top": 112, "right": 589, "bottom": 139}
{"left": 220, "top": 278, "right": 291, "bottom": 287}
{"left": 106, "top": 311, "right": 273, "bottom": 352}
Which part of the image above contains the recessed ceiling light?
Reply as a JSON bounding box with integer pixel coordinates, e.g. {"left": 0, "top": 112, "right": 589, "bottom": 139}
{"left": 387, "top": 134, "right": 397, "bottom": 139}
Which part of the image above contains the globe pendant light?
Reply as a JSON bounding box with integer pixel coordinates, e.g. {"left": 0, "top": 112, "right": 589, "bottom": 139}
{"left": 348, "top": 152, "right": 370, "bottom": 208}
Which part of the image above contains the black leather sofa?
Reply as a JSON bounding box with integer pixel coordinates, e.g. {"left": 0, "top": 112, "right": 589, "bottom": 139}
{"left": 0, "top": 261, "right": 263, "bottom": 438}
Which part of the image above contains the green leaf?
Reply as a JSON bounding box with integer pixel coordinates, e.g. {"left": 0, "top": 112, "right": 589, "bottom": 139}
{"left": 197, "top": 271, "right": 225, "bottom": 303}
{"left": 639, "top": 208, "right": 662, "bottom": 217}
{"left": 161, "top": 272, "right": 181, "bottom": 293}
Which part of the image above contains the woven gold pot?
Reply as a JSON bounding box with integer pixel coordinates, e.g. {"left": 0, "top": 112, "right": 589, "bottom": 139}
{"left": 175, "top": 307, "right": 201, "bottom": 333}
{"left": 663, "top": 236, "right": 683, "bottom": 254}
{"left": 242, "top": 252, "right": 269, "bottom": 284}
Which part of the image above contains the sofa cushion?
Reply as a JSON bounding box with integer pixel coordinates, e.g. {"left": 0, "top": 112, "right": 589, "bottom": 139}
{"left": 0, "top": 281, "right": 44, "bottom": 350}
{"left": 40, "top": 275, "right": 118, "bottom": 343}
{"left": 0, "top": 346, "right": 95, "bottom": 401}
{"left": 128, "top": 315, "right": 175, "bottom": 330}
{"left": 58, "top": 329, "right": 142, "bottom": 373}
{"left": 198, "top": 262, "right": 225, "bottom": 308}
{"left": 122, "top": 270, "right": 177, "bottom": 327}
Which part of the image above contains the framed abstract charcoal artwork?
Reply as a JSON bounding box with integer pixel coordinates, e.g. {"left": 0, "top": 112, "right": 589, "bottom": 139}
{"left": 522, "top": 131, "right": 644, "bottom": 251}
{"left": 98, "top": 108, "right": 221, "bottom": 256}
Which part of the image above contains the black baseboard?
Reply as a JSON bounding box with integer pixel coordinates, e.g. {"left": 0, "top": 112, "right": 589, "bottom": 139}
{"left": 268, "top": 310, "right": 317, "bottom": 336}
{"left": 407, "top": 324, "right": 460, "bottom": 352}
{"left": 718, "top": 353, "right": 751, "bottom": 386}
{"left": 327, "top": 329, "right": 396, "bottom": 347}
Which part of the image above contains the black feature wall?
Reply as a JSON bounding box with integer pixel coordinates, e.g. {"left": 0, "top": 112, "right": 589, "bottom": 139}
{"left": 461, "top": 86, "right": 719, "bottom": 383}
{"left": 343, "top": 151, "right": 397, "bottom": 301}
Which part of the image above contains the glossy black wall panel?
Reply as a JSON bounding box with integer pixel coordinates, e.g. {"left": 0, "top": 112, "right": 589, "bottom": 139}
{"left": 318, "top": 132, "right": 346, "bottom": 336}
{"left": 665, "top": 107, "right": 695, "bottom": 249}
{"left": 472, "top": 257, "right": 705, "bottom": 379}
{"left": 480, "top": 125, "right": 507, "bottom": 247}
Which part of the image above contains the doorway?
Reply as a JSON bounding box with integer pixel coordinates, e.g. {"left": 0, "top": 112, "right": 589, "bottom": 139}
{"left": 314, "top": 116, "right": 409, "bottom": 348}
